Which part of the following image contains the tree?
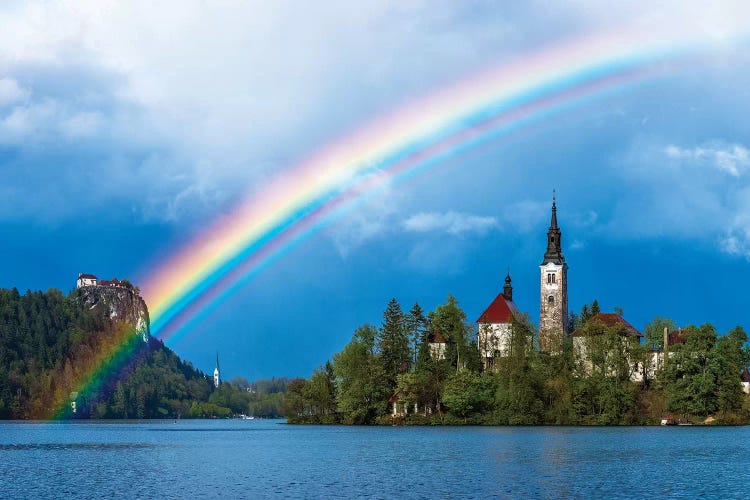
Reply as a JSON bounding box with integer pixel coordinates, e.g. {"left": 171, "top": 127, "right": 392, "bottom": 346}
{"left": 442, "top": 370, "right": 495, "bottom": 421}
{"left": 430, "top": 295, "right": 473, "bottom": 371}
{"left": 662, "top": 324, "right": 719, "bottom": 419}
{"left": 333, "top": 325, "right": 389, "bottom": 424}
{"left": 643, "top": 317, "right": 677, "bottom": 350}
{"left": 591, "top": 300, "right": 601, "bottom": 316}
{"left": 712, "top": 326, "right": 748, "bottom": 417}
{"left": 405, "top": 303, "right": 427, "bottom": 369}
{"left": 378, "top": 299, "right": 410, "bottom": 388}
{"left": 493, "top": 315, "right": 544, "bottom": 424}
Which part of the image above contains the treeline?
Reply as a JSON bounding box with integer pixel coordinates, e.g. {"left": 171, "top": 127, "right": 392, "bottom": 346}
{"left": 285, "top": 295, "right": 750, "bottom": 425}
{"left": 0, "top": 287, "right": 288, "bottom": 419}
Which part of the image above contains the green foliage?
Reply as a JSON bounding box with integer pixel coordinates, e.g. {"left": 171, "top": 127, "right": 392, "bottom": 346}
{"left": 0, "top": 286, "right": 292, "bottom": 420}
{"left": 644, "top": 317, "right": 677, "bottom": 350}
{"left": 333, "top": 325, "right": 389, "bottom": 424}
{"left": 443, "top": 371, "right": 494, "bottom": 420}
{"left": 661, "top": 324, "right": 749, "bottom": 421}
{"left": 405, "top": 303, "right": 427, "bottom": 368}
{"left": 378, "top": 299, "right": 410, "bottom": 388}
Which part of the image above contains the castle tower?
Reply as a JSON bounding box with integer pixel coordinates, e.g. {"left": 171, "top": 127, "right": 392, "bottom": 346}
{"left": 539, "top": 193, "right": 568, "bottom": 353}
{"left": 213, "top": 353, "right": 221, "bottom": 388}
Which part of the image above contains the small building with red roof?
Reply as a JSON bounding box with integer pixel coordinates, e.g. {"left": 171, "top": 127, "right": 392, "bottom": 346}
{"left": 428, "top": 331, "right": 448, "bottom": 361}
{"left": 476, "top": 273, "right": 521, "bottom": 369}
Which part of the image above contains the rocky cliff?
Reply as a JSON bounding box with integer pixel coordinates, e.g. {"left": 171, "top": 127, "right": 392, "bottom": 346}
{"left": 74, "top": 284, "right": 150, "bottom": 342}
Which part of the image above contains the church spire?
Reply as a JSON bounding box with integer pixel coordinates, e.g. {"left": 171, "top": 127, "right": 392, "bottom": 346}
{"left": 541, "top": 192, "right": 565, "bottom": 265}
{"left": 550, "top": 189, "right": 558, "bottom": 229}
{"left": 213, "top": 352, "right": 220, "bottom": 388}
{"left": 503, "top": 270, "right": 513, "bottom": 302}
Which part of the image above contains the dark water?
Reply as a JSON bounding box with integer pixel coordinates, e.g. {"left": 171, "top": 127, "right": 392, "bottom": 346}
{"left": 1, "top": 420, "right": 748, "bottom": 499}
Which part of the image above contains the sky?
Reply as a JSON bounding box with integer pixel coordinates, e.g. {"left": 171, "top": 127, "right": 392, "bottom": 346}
{"left": 1, "top": 1, "right": 750, "bottom": 380}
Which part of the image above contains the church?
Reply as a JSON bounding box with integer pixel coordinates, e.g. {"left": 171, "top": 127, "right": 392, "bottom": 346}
{"left": 477, "top": 195, "right": 571, "bottom": 365}
{"left": 476, "top": 194, "right": 640, "bottom": 367}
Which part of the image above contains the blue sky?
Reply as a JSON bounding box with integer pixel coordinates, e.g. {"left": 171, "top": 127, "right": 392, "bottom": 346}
{"left": 1, "top": 1, "right": 750, "bottom": 380}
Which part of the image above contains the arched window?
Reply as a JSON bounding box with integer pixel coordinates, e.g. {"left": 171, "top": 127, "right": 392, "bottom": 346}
{"left": 548, "top": 295, "right": 554, "bottom": 305}
{"left": 551, "top": 274, "right": 556, "bottom": 284}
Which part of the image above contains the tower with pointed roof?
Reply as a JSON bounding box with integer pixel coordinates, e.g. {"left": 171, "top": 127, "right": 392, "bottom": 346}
{"left": 213, "top": 353, "right": 221, "bottom": 388}
{"left": 539, "top": 193, "right": 569, "bottom": 353}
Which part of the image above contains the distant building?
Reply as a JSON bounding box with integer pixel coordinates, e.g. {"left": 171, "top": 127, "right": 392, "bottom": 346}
{"left": 427, "top": 331, "right": 448, "bottom": 361}
{"left": 742, "top": 367, "right": 750, "bottom": 395}
{"left": 77, "top": 273, "right": 98, "bottom": 288}
{"left": 476, "top": 272, "right": 520, "bottom": 369}
{"left": 214, "top": 353, "right": 221, "bottom": 388}
{"left": 76, "top": 273, "right": 129, "bottom": 289}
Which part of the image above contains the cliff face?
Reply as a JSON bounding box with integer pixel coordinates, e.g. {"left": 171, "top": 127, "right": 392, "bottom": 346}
{"left": 75, "top": 285, "right": 150, "bottom": 342}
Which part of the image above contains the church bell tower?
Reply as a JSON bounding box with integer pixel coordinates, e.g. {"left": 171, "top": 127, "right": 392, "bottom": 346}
{"left": 539, "top": 193, "right": 568, "bottom": 353}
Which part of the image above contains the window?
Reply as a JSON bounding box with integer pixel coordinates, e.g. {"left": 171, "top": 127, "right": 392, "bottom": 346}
{"left": 548, "top": 295, "right": 554, "bottom": 305}
{"left": 552, "top": 274, "right": 556, "bottom": 284}
{"left": 547, "top": 273, "right": 556, "bottom": 284}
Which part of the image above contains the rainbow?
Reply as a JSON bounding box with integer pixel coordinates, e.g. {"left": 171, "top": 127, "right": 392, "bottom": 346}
{"left": 143, "top": 26, "right": 720, "bottom": 344}
{"left": 51, "top": 23, "right": 749, "bottom": 417}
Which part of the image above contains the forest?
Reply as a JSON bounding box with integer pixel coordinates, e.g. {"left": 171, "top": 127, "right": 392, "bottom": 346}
{"left": 0, "top": 287, "right": 287, "bottom": 419}
{"left": 284, "top": 295, "right": 750, "bottom": 425}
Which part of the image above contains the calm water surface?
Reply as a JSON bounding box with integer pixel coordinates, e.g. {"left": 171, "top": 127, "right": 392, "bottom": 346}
{"left": 1, "top": 420, "right": 748, "bottom": 498}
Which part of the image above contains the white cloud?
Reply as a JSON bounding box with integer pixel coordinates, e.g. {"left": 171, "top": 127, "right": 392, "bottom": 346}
{"left": 0, "top": 78, "right": 28, "bottom": 106}
{"left": 610, "top": 138, "right": 750, "bottom": 258}
{"left": 0, "top": 0, "right": 749, "bottom": 226}
{"left": 403, "top": 211, "right": 498, "bottom": 236}
{"left": 665, "top": 142, "right": 750, "bottom": 177}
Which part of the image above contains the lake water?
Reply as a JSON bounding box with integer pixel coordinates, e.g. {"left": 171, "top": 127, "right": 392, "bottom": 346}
{"left": 1, "top": 420, "right": 748, "bottom": 498}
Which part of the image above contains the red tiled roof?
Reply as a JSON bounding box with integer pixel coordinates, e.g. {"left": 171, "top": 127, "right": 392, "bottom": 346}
{"left": 476, "top": 291, "right": 519, "bottom": 324}
{"left": 428, "top": 331, "right": 448, "bottom": 344}
{"left": 667, "top": 329, "right": 687, "bottom": 346}
{"left": 572, "top": 313, "right": 643, "bottom": 338}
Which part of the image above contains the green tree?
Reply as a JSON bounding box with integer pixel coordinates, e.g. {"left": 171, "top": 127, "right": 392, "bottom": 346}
{"left": 378, "top": 299, "right": 410, "bottom": 388}
{"left": 405, "top": 303, "right": 427, "bottom": 369}
{"left": 334, "top": 325, "right": 389, "bottom": 424}
{"left": 662, "top": 324, "right": 719, "bottom": 419}
{"left": 493, "top": 315, "right": 545, "bottom": 424}
{"left": 643, "top": 317, "right": 677, "bottom": 350}
{"left": 442, "top": 370, "right": 495, "bottom": 421}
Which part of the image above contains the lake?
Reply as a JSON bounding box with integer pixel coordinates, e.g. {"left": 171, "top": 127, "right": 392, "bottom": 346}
{"left": 1, "top": 420, "right": 748, "bottom": 498}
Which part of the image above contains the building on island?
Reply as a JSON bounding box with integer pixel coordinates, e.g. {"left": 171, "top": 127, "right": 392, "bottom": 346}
{"left": 476, "top": 272, "right": 520, "bottom": 370}
{"left": 214, "top": 353, "right": 221, "bottom": 388}
{"left": 539, "top": 194, "right": 569, "bottom": 354}
{"left": 572, "top": 312, "right": 644, "bottom": 381}
{"left": 742, "top": 368, "right": 750, "bottom": 395}
{"left": 427, "top": 331, "right": 448, "bottom": 361}
{"left": 645, "top": 327, "right": 688, "bottom": 378}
